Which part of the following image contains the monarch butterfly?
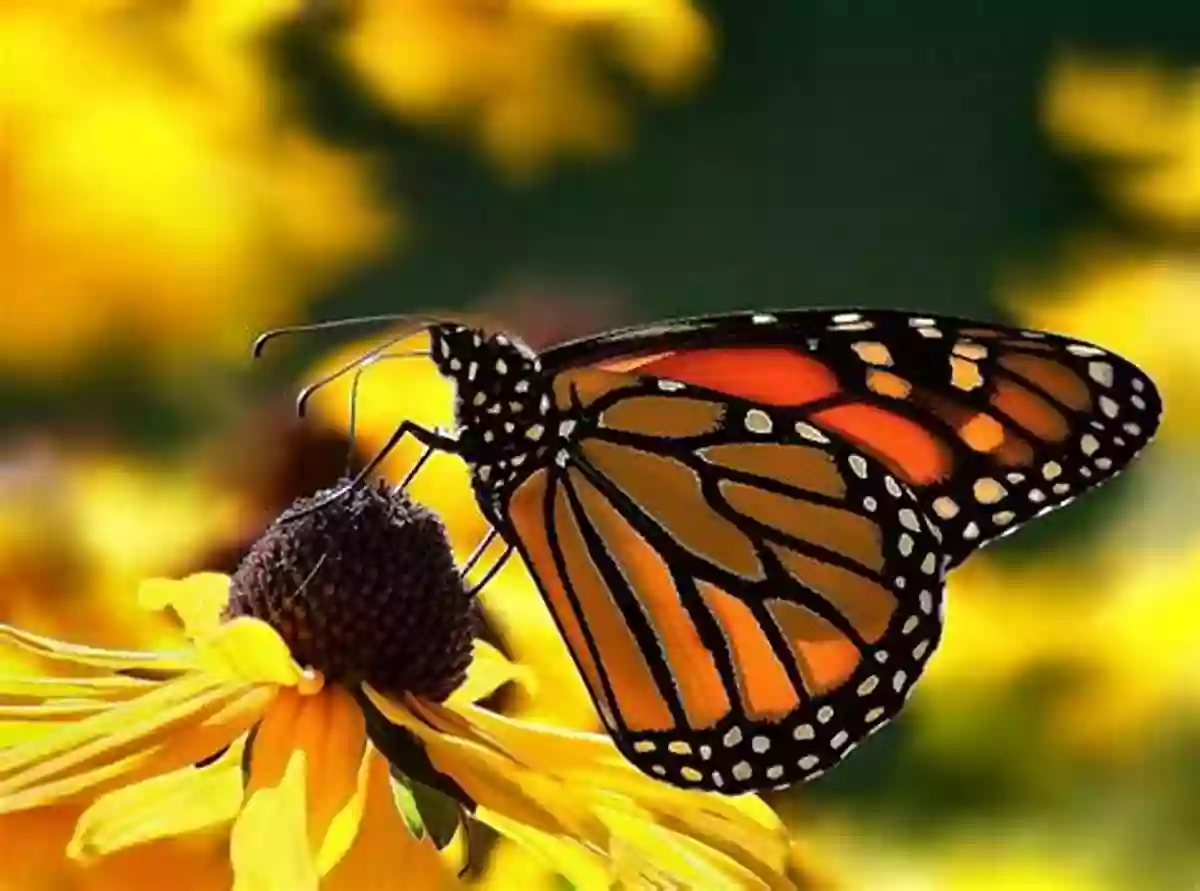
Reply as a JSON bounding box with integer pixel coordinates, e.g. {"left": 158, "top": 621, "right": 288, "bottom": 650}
{"left": 260, "top": 308, "right": 1162, "bottom": 794}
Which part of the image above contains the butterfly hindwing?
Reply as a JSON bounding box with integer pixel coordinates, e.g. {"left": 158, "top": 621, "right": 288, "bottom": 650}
{"left": 503, "top": 374, "right": 947, "bottom": 792}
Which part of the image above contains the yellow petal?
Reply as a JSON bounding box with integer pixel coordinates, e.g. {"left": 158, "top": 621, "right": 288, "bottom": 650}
{"left": 306, "top": 689, "right": 367, "bottom": 868}
{"left": 0, "top": 674, "right": 157, "bottom": 705}
{"left": 368, "top": 689, "right": 793, "bottom": 889}
{"left": 69, "top": 743, "right": 245, "bottom": 862}
{"left": 244, "top": 686, "right": 367, "bottom": 870}
{"left": 445, "top": 640, "right": 532, "bottom": 709}
{"left": 232, "top": 752, "right": 320, "bottom": 891}
{"left": 415, "top": 697, "right": 629, "bottom": 777}
{"left": 194, "top": 617, "right": 316, "bottom": 689}
{"left": 478, "top": 813, "right": 610, "bottom": 891}
{"left": 365, "top": 690, "right": 595, "bottom": 843}
{"left": 0, "top": 700, "right": 117, "bottom": 746}
{"left": 0, "top": 677, "right": 272, "bottom": 812}
{"left": 0, "top": 623, "right": 193, "bottom": 674}
{"left": 323, "top": 748, "right": 459, "bottom": 891}
{"left": 601, "top": 804, "right": 778, "bottom": 891}
{"left": 138, "top": 574, "right": 232, "bottom": 640}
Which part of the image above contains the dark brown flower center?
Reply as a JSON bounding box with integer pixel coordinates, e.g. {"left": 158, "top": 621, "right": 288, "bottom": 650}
{"left": 226, "top": 481, "right": 479, "bottom": 701}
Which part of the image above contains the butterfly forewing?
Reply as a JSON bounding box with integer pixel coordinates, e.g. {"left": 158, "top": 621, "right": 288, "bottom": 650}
{"left": 543, "top": 309, "right": 1163, "bottom": 567}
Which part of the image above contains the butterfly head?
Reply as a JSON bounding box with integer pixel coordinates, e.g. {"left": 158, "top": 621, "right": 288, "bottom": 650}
{"left": 428, "top": 323, "right": 551, "bottom": 468}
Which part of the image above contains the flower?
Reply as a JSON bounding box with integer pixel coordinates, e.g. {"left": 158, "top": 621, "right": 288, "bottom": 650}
{"left": 337, "top": 0, "right": 714, "bottom": 178}
{"left": 1044, "top": 51, "right": 1200, "bottom": 230}
{"left": 0, "top": 2, "right": 392, "bottom": 377}
{"left": 0, "top": 480, "right": 797, "bottom": 890}
{"left": 0, "top": 443, "right": 240, "bottom": 649}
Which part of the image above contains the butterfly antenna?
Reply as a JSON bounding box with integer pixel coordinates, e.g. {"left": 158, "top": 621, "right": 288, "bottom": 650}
{"left": 344, "top": 349, "right": 432, "bottom": 476}
{"left": 295, "top": 342, "right": 430, "bottom": 418}
{"left": 253, "top": 313, "right": 439, "bottom": 358}
{"left": 345, "top": 363, "right": 368, "bottom": 477}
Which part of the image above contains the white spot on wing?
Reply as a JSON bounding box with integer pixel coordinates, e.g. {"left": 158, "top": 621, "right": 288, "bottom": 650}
{"left": 744, "top": 409, "right": 773, "bottom": 434}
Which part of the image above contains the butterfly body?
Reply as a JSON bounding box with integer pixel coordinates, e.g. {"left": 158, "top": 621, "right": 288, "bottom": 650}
{"left": 386, "top": 309, "right": 1159, "bottom": 793}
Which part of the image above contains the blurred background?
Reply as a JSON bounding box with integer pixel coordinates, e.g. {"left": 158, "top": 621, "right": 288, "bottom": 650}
{"left": 1, "top": 1, "right": 1198, "bottom": 889}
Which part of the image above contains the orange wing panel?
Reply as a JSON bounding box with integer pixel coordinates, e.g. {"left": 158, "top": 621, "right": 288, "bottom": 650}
{"left": 991, "top": 378, "right": 1070, "bottom": 442}
{"left": 581, "top": 440, "right": 765, "bottom": 580}
{"left": 508, "top": 471, "right": 616, "bottom": 727}
{"left": 599, "top": 396, "right": 726, "bottom": 438}
{"left": 696, "top": 581, "right": 801, "bottom": 720}
{"left": 571, "top": 470, "right": 730, "bottom": 730}
{"left": 635, "top": 348, "right": 841, "bottom": 407}
{"left": 998, "top": 355, "right": 1091, "bottom": 411}
{"left": 719, "top": 481, "right": 885, "bottom": 572}
{"left": 552, "top": 483, "right": 676, "bottom": 733}
{"left": 812, "top": 403, "right": 952, "bottom": 485}
{"left": 766, "top": 599, "right": 861, "bottom": 696}
{"left": 766, "top": 544, "right": 895, "bottom": 643}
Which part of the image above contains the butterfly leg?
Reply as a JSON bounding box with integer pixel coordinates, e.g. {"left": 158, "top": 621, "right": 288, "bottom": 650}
{"left": 459, "top": 529, "right": 498, "bottom": 577}
{"left": 464, "top": 543, "right": 513, "bottom": 597}
{"left": 283, "top": 418, "right": 461, "bottom": 521}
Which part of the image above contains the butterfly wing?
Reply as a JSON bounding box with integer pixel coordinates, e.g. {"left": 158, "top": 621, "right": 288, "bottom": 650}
{"left": 542, "top": 309, "right": 1163, "bottom": 567}
{"left": 501, "top": 369, "right": 946, "bottom": 792}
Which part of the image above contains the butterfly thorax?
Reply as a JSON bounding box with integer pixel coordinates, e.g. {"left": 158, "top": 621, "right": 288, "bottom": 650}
{"left": 429, "top": 324, "right": 559, "bottom": 513}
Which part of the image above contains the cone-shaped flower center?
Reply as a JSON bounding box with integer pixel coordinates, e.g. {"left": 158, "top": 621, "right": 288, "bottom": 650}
{"left": 226, "top": 481, "right": 479, "bottom": 701}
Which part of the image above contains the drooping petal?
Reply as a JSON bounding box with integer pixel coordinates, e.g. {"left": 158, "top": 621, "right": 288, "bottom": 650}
{"left": 445, "top": 640, "right": 533, "bottom": 709}
{"left": 599, "top": 804, "right": 781, "bottom": 891}
{"left": 244, "top": 686, "right": 367, "bottom": 870}
{"left": 366, "top": 688, "right": 796, "bottom": 889}
{"left": 231, "top": 751, "right": 319, "bottom": 891}
{"left": 364, "top": 688, "right": 591, "bottom": 843}
{"left": 193, "top": 617, "right": 319, "bottom": 690}
{"left": 479, "top": 812, "right": 611, "bottom": 890}
{"left": 138, "top": 574, "right": 232, "bottom": 640}
{"left": 0, "top": 699, "right": 121, "bottom": 746}
{"left": 323, "top": 748, "right": 459, "bottom": 891}
{"left": 0, "top": 674, "right": 157, "bottom": 705}
{"left": 68, "top": 742, "right": 245, "bottom": 862}
{"left": 0, "top": 675, "right": 273, "bottom": 812}
{"left": 0, "top": 623, "right": 193, "bottom": 674}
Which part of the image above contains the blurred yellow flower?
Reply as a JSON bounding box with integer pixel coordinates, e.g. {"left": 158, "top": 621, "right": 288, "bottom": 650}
{"left": 0, "top": 444, "right": 240, "bottom": 649}
{"left": 915, "top": 532, "right": 1200, "bottom": 762}
{"left": 0, "top": 2, "right": 392, "bottom": 376}
{"left": 1003, "top": 237, "right": 1199, "bottom": 439}
{"left": 1044, "top": 51, "right": 1200, "bottom": 229}
{"left": 791, "top": 819, "right": 1115, "bottom": 891}
{"left": 338, "top": 0, "right": 713, "bottom": 178}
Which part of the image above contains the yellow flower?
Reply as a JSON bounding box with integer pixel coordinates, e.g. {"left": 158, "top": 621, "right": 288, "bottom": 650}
{"left": 795, "top": 822, "right": 1114, "bottom": 891}
{"left": 1044, "top": 51, "right": 1200, "bottom": 229}
{"left": 0, "top": 481, "right": 796, "bottom": 890}
{"left": 337, "top": 0, "right": 713, "bottom": 178}
{"left": 911, "top": 533, "right": 1200, "bottom": 763}
{"left": 0, "top": 2, "right": 391, "bottom": 377}
{"left": 0, "top": 445, "right": 241, "bottom": 651}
